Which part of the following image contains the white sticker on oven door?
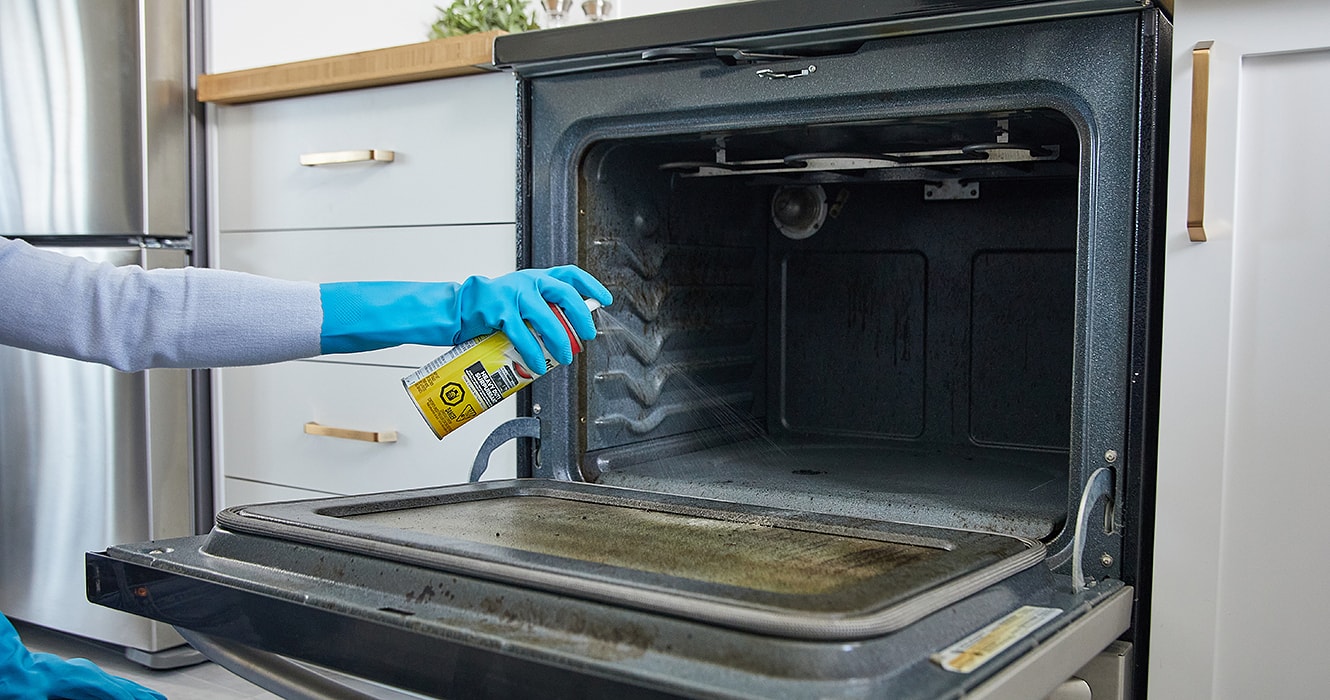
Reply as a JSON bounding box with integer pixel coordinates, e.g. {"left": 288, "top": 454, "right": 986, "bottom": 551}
{"left": 931, "top": 605, "right": 1062, "bottom": 674}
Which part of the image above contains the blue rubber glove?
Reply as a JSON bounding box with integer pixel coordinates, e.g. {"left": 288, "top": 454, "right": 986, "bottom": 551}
{"left": 1, "top": 611, "right": 166, "bottom": 699}
{"left": 320, "top": 265, "right": 613, "bottom": 373}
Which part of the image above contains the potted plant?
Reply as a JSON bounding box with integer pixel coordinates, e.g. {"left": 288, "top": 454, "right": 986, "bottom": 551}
{"left": 428, "top": 0, "right": 539, "bottom": 38}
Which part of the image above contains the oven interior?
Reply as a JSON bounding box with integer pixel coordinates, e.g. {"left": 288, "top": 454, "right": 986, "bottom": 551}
{"left": 576, "top": 107, "right": 1082, "bottom": 543}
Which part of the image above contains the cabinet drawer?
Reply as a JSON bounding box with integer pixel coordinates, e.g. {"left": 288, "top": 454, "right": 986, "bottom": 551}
{"left": 219, "top": 360, "right": 517, "bottom": 495}
{"left": 215, "top": 73, "right": 515, "bottom": 232}
{"left": 217, "top": 225, "right": 516, "bottom": 369}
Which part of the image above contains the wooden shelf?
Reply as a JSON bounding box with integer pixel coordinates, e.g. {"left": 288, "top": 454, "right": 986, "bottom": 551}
{"left": 197, "top": 31, "right": 504, "bottom": 105}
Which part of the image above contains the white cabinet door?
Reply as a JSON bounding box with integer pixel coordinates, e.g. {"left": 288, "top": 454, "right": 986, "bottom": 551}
{"left": 1152, "top": 2, "right": 1330, "bottom": 697}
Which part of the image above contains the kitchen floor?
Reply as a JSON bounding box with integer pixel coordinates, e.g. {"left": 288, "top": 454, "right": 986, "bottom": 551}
{"left": 13, "top": 619, "right": 428, "bottom": 699}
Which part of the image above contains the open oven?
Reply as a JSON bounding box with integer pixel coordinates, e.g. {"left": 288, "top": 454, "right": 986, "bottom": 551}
{"left": 88, "top": 1, "right": 1169, "bottom": 697}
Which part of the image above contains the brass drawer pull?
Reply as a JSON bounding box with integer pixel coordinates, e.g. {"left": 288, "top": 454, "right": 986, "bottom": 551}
{"left": 298, "top": 149, "right": 395, "bottom": 167}
{"left": 303, "top": 421, "right": 397, "bottom": 443}
{"left": 1187, "top": 41, "right": 1214, "bottom": 242}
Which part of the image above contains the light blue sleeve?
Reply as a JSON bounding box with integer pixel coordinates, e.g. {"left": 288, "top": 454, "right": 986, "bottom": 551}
{"left": 0, "top": 236, "right": 322, "bottom": 371}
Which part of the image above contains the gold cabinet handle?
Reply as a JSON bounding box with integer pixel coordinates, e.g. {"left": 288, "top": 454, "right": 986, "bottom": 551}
{"left": 303, "top": 421, "right": 397, "bottom": 443}
{"left": 298, "top": 149, "right": 395, "bottom": 167}
{"left": 1187, "top": 41, "right": 1214, "bottom": 242}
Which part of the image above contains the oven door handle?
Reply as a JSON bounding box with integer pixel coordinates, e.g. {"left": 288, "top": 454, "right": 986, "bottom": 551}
{"left": 176, "top": 627, "right": 383, "bottom": 700}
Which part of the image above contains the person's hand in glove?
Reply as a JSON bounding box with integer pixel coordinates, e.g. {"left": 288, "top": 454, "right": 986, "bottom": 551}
{"left": 1, "top": 611, "right": 166, "bottom": 700}
{"left": 319, "top": 265, "right": 613, "bottom": 374}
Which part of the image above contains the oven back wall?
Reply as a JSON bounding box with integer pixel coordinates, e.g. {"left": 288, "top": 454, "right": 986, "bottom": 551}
{"left": 770, "top": 178, "right": 1077, "bottom": 451}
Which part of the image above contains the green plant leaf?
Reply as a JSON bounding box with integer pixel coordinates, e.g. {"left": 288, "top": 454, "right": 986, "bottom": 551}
{"left": 428, "top": 0, "right": 538, "bottom": 39}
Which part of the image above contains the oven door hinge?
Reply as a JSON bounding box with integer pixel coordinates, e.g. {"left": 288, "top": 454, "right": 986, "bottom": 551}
{"left": 1071, "top": 466, "right": 1116, "bottom": 592}
{"left": 470, "top": 417, "right": 541, "bottom": 481}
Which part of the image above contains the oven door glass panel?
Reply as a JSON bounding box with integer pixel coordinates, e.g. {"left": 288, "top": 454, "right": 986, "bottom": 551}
{"left": 217, "top": 480, "right": 1045, "bottom": 640}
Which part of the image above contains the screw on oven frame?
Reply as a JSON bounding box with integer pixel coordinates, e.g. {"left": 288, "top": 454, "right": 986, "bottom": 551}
{"left": 1104, "top": 449, "right": 1118, "bottom": 463}
{"left": 531, "top": 403, "right": 541, "bottom": 416}
{"left": 1101, "top": 553, "right": 1114, "bottom": 568}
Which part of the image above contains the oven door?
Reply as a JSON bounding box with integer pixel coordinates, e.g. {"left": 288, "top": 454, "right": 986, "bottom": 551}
{"left": 88, "top": 478, "right": 1131, "bottom": 699}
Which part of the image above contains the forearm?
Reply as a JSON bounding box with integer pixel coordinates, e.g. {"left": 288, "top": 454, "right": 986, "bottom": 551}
{"left": 0, "top": 238, "right": 321, "bottom": 371}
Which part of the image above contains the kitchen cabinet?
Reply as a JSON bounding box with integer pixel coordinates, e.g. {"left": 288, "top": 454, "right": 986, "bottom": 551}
{"left": 1151, "top": 1, "right": 1330, "bottom": 697}
{"left": 219, "top": 360, "right": 517, "bottom": 495}
{"left": 207, "top": 71, "right": 519, "bottom": 508}
{"left": 214, "top": 76, "right": 514, "bottom": 230}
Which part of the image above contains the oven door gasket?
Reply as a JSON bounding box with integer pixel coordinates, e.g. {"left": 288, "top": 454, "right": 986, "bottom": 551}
{"left": 217, "top": 479, "right": 1045, "bottom": 641}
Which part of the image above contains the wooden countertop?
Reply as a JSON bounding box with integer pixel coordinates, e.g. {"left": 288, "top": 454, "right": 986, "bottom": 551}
{"left": 196, "top": 30, "right": 504, "bottom": 105}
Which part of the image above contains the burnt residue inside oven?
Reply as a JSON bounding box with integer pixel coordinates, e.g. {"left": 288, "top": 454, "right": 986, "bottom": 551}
{"left": 578, "top": 108, "right": 1080, "bottom": 541}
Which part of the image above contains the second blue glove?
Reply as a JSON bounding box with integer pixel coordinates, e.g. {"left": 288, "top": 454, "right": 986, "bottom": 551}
{"left": 1, "top": 611, "right": 166, "bottom": 700}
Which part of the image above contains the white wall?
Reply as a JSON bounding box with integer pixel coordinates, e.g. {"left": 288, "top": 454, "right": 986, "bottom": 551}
{"left": 205, "top": 0, "right": 443, "bottom": 73}
{"left": 205, "top": 0, "right": 751, "bottom": 73}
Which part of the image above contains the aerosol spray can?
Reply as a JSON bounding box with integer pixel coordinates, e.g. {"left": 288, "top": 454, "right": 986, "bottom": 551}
{"left": 402, "top": 298, "right": 600, "bottom": 440}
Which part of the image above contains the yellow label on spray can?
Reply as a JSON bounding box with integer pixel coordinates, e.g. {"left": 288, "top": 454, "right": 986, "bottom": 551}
{"left": 402, "top": 299, "right": 599, "bottom": 440}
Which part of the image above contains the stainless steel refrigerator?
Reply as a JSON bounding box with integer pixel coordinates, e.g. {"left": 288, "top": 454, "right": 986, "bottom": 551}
{"left": 0, "top": 0, "right": 201, "bottom": 666}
